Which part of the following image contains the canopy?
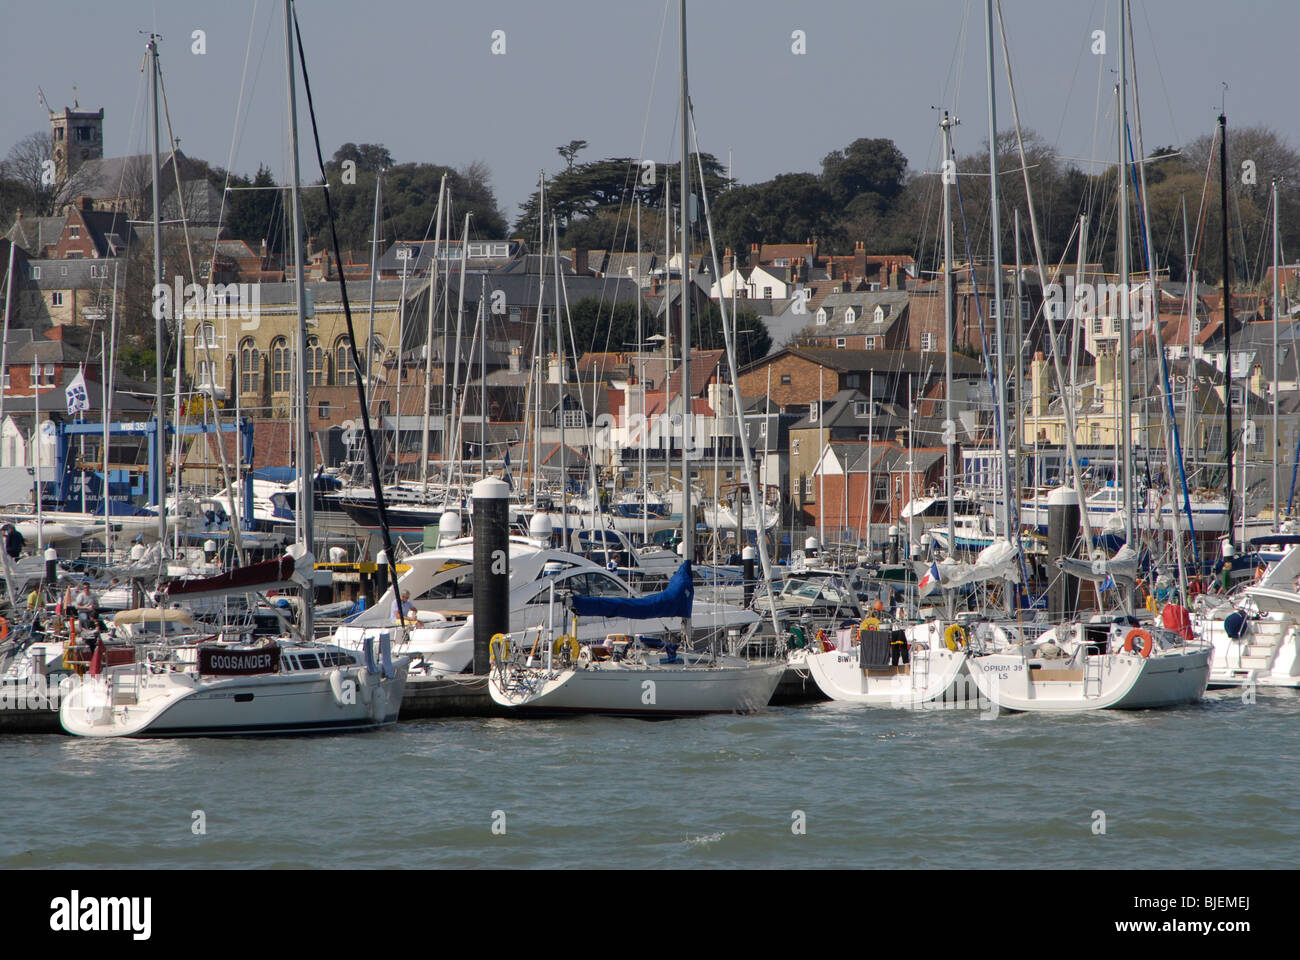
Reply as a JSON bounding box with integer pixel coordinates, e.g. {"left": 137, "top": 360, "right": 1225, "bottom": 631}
{"left": 113, "top": 607, "right": 194, "bottom": 625}
{"left": 572, "top": 560, "right": 694, "bottom": 621}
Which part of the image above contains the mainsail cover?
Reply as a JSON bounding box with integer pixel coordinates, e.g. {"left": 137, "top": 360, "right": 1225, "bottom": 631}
{"left": 1057, "top": 542, "right": 1139, "bottom": 584}
{"left": 161, "top": 553, "right": 298, "bottom": 600}
{"left": 572, "top": 560, "right": 694, "bottom": 620}
{"left": 914, "top": 539, "right": 1021, "bottom": 597}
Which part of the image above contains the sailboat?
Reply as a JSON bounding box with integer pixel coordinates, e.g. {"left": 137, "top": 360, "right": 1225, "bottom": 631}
{"left": 964, "top": 0, "right": 1209, "bottom": 712}
{"left": 61, "top": 4, "right": 409, "bottom": 737}
{"left": 487, "top": 0, "right": 786, "bottom": 716}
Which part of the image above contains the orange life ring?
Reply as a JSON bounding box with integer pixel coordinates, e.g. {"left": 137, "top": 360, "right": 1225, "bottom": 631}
{"left": 0, "top": 616, "right": 8, "bottom": 640}
{"left": 1123, "top": 628, "right": 1154, "bottom": 658}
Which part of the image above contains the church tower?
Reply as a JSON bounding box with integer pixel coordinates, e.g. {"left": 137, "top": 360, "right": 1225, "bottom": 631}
{"left": 50, "top": 105, "right": 104, "bottom": 183}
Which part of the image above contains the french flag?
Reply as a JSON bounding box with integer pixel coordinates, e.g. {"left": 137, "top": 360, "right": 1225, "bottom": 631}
{"left": 918, "top": 562, "right": 941, "bottom": 596}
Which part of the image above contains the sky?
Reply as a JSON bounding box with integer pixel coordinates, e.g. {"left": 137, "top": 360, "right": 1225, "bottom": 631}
{"left": 2, "top": 0, "right": 1297, "bottom": 238}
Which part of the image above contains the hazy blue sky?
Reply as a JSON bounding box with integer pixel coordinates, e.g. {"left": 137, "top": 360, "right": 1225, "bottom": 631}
{"left": 3, "top": 1, "right": 1295, "bottom": 237}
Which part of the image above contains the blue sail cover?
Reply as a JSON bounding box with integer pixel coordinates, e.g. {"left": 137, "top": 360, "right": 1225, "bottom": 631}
{"left": 572, "top": 561, "right": 694, "bottom": 620}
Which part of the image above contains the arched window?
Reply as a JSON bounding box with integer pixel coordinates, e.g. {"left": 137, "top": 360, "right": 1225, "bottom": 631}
{"left": 306, "top": 336, "right": 326, "bottom": 386}
{"left": 271, "top": 337, "right": 291, "bottom": 392}
{"left": 196, "top": 359, "right": 211, "bottom": 386}
{"left": 335, "top": 336, "right": 356, "bottom": 386}
{"left": 240, "top": 339, "right": 260, "bottom": 393}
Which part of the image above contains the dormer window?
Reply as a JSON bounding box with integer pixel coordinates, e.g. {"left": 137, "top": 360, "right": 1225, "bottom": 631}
{"left": 815, "top": 308, "right": 827, "bottom": 325}
{"left": 874, "top": 305, "right": 885, "bottom": 323}
{"left": 844, "top": 307, "right": 856, "bottom": 324}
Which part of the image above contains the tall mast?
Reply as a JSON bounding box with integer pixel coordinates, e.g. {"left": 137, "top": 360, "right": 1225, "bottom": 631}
{"left": 664, "top": 176, "right": 672, "bottom": 498}
{"left": 678, "top": 0, "right": 693, "bottom": 561}
{"left": 421, "top": 175, "right": 445, "bottom": 493}
{"left": 985, "top": 0, "right": 1011, "bottom": 556}
{"left": 148, "top": 33, "right": 166, "bottom": 547}
{"left": 1273, "top": 178, "right": 1281, "bottom": 529}
{"left": 940, "top": 110, "right": 957, "bottom": 557}
{"left": 1219, "top": 112, "right": 1234, "bottom": 549}
{"left": 479, "top": 274, "right": 488, "bottom": 481}
{"left": 284, "top": 0, "right": 313, "bottom": 639}
{"left": 553, "top": 221, "right": 567, "bottom": 548}
{"left": 637, "top": 197, "right": 647, "bottom": 544}
{"left": 1117, "top": 0, "right": 1134, "bottom": 549}
{"left": 365, "top": 171, "right": 382, "bottom": 419}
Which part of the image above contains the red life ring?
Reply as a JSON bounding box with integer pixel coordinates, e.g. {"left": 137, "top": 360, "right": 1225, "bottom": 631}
{"left": 0, "top": 616, "right": 8, "bottom": 640}
{"left": 1123, "top": 628, "right": 1154, "bottom": 658}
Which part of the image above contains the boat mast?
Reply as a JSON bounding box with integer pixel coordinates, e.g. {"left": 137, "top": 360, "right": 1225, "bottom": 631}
{"left": 1117, "top": 0, "right": 1134, "bottom": 551}
{"left": 1219, "top": 112, "right": 1234, "bottom": 550}
{"left": 985, "top": 0, "right": 1011, "bottom": 558}
{"left": 148, "top": 33, "right": 166, "bottom": 547}
{"left": 284, "top": 0, "right": 313, "bottom": 639}
{"left": 479, "top": 274, "right": 487, "bottom": 482}
{"left": 364, "top": 171, "right": 382, "bottom": 419}
{"left": 678, "top": 0, "right": 692, "bottom": 562}
{"left": 1273, "top": 177, "right": 1281, "bottom": 529}
{"left": 553, "top": 221, "right": 567, "bottom": 548}
{"left": 422, "top": 175, "right": 445, "bottom": 494}
{"left": 637, "top": 197, "right": 647, "bottom": 545}
{"left": 940, "top": 110, "right": 957, "bottom": 559}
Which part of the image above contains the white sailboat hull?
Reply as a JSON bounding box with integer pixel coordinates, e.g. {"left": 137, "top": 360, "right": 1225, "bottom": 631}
{"left": 804, "top": 621, "right": 974, "bottom": 706}
{"left": 59, "top": 660, "right": 409, "bottom": 737}
{"left": 968, "top": 647, "right": 1209, "bottom": 711}
{"left": 488, "top": 658, "right": 784, "bottom": 715}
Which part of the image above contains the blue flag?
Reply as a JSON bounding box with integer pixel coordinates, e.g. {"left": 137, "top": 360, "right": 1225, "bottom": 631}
{"left": 1099, "top": 574, "right": 1115, "bottom": 592}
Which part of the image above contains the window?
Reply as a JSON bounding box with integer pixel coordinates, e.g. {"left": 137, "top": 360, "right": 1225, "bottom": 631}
{"left": 51, "top": 292, "right": 64, "bottom": 307}
{"left": 89, "top": 264, "right": 102, "bottom": 278}
{"left": 562, "top": 409, "right": 585, "bottom": 428}
{"left": 835, "top": 338, "right": 846, "bottom": 349}
{"left": 874, "top": 305, "right": 885, "bottom": 323}
{"left": 30, "top": 266, "right": 39, "bottom": 280}
{"left": 1090, "top": 422, "right": 1101, "bottom": 444}
{"left": 1093, "top": 318, "right": 1104, "bottom": 335}
{"left": 854, "top": 401, "right": 870, "bottom": 417}
{"left": 196, "top": 323, "right": 218, "bottom": 348}
{"left": 240, "top": 339, "right": 260, "bottom": 393}
{"left": 920, "top": 332, "right": 934, "bottom": 351}
{"left": 844, "top": 307, "right": 856, "bottom": 324}
{"left": 809, "top": 404, "right": 819, "bottom": 423}
{"left": 1, "top": 370, "right": 8, "bottom": 389}
{"left": 864, "top": 337, "right": 877, "bottom": 349}
{"left": 335, "top": 337, "right": 356, "bottom": 386}
{"left": 989, "top": 334, "right": 1000, "bottom": 354}
{"left": 319, "top": 402, "right": 331, "bottom": 420}
{"left": 1229, "top": 386, "right": 1244, "bottom": 406}
{"left": 306, "top": 336, "right": 326, "bottom": 386}
{"left": 780, "top": 374, "right": 792, "bottom": 385}
{"left": 271, "top": 337, "right": 291, "bottom": 392}
{"left": 509, "top": 306, "right": 521, "bottom": 323}
{"left": 764, "top": 287, "right": 773, "bottom": 299}
{"left": 815, "top": 308, "right": 827, "bottom": 325}
{"left": 75, "top": 126, "right": 93, "bottom": 142}
{"left": 69, "top": 226, "right": 81, "bottom": 239}
{"left": 196, "top": 359, "right": 211, "bottom": 385}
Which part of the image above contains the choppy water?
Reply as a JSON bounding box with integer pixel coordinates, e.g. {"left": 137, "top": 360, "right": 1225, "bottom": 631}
{"left": 2, "top": 688, "right": 1296, "bottom": 869}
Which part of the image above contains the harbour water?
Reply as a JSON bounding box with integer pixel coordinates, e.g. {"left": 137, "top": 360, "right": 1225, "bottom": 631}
{"left": 2, "top": 687, "right": 1295, "bottom": 870}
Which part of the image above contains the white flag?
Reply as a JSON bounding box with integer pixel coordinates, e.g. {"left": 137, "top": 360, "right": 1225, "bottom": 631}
{"left": 65, "top": 369, "right": 89, "bottom": 414}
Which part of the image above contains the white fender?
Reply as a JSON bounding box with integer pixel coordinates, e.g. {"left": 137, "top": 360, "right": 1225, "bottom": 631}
{"left": 329, "top": 668, "right": 346, "bottom": 707}
{"left": 355, "top": 667, "right": 373, "bottom": 704}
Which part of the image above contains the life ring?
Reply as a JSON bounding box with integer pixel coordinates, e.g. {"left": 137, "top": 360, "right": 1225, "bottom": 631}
{"left": 943, "top": 624, "right": 967, "bottom": 651}
{"left": 0, "top": 616, "right": 8, "bottom": 641}
{"left": 787, "top": 625, "right": 806, "bottom": 649}
{"left": 860, "top": 616, "right": 881, "bottom": 634}
{"left": 489, "top": 633, "right": 510, "bottom": 664}
{"left": 1123, "top": 628, "right": 1154, "bottom": 658}
{"left": 552, "top": 634, "right": 580, "bottom": 661}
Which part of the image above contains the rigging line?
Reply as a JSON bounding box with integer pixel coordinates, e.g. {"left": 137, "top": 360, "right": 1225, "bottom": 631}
{"left": 209, "top": 0, "right": 265, "bottom": 286}
{"left": 290, "top": 1, "right": 402, "bottom": 600}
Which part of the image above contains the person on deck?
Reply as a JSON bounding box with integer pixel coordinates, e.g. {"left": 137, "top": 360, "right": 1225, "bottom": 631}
{"left": 391, "top": 590, "right": 413, "bottom": 624}
{"left": 3, "top": 523, "right": 24, "bottom": 562}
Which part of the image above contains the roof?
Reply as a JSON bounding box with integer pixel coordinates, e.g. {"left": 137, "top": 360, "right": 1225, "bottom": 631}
{"left": 54, "top": 152, "right": 205, "bottom": 206}
{"left": 5, "top": 216, "right": 68, "bottom": 257}
{"left": 742, "top": 346, "right": 983, "bottom": 378}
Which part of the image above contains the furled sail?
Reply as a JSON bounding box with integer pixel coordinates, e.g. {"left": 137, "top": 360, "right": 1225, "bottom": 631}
{"left": 572, "top": 560, "right": 694, "bottom": 620}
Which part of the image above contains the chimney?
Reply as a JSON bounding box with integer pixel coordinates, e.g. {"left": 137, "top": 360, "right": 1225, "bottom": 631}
{"left": 570, "top": 247, "right": 589, "bottom": 276}
{"left": 260, "top": 238, "right": 268, "bottom": 261}
{"left": 723, "top": 247, "right": 734, "bottom": 275}
{"left": 509, "top": 348, "right": 521, "bottom": 374}
{"left": 80, "top": 196, "right": 94, "bottom": 211}
{"left": 853, "top": 241, "right": 866, "bottom": 279}
{"left": 891, "top": 263, "right": 902, "bottom": 290}
{"left": 650, "top": 273, "right": 661, "bottom": 296}
{"left": 749, "top": 242, "right": 760, "bottom": 265}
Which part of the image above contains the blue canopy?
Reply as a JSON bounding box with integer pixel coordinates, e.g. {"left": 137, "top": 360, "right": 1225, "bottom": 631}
{"left": 572, "top": 561, "right": 694, "bottom": 621}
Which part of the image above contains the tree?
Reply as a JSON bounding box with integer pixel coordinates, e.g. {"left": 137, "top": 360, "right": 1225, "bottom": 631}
{"left": 821, "top": 137, "right": 908, "bottom": 208}
{"left": 223, "top": 164, "right": 283, "bottom": 255}
{"left": 711, "top": 174, "right": 837, "bottom": 260}
{"left": 329, "top": 142, "right": 393, "bottom": 174}
{"left": 557, "top": 140, "right": 588, "bottom": 170}
{"left": 1, "top": 131, "right": 61, "bottom": 220}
